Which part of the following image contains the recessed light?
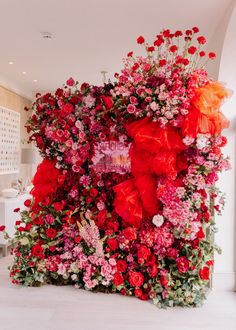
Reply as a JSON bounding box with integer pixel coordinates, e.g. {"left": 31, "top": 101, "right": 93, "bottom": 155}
{"left": 33, "top": 79, "right": 38, "bottom": 82}
{"left": 22, "top": 71, "right": 27, "bottom": 75}
{"left": 41, "top": 32, "right": 53, "bottom": 40}
{"left": 8, "top": 61, "right": 14, "bottom": 65}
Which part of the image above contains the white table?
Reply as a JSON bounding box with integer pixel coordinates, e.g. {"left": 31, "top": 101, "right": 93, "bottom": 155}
{"left": 0, "top": 194, "right": 31, "bottom": 255}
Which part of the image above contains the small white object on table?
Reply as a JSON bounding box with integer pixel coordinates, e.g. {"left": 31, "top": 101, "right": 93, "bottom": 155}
{"left": 0, "top": 193, "right": 31, "bottom": 255}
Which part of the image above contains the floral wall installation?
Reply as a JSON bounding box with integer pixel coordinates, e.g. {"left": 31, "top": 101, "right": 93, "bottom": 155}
{"left": 2, "top": 27, "right": 230, "bottom": 308}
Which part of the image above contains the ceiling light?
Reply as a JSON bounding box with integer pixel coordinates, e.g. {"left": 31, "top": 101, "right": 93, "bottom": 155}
{"left": 41, "top": 32, "right": 53, "bottom": 40}
{"left": 33, "top": 79, "right": 38, "bottom": 82}
{"left": 8, "top": 61, "right": 14, "bottom": 65}
{"left": 22, "top": 71, "right": 27, "bottom": 75}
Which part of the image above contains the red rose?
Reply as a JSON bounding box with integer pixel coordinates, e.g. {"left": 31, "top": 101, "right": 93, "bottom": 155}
{"left": 106, "top": 238, "right": 118, "bottom": 251}
{"left": 113, "top": 273, "right": 124, "bottom": 286}
{"left": 188, "top": 46, "right": 197, "bottom": 54}
{"left": 45, "top": 228, "right": 57, "bottom": 239}
{"left": 122, "top": 227, "right": 137, "bottom": 241}
{"left": 134, "top": 288, "right": 142, "bottom": 298}
{"left": 208, "top": 52, "right": 216, "bottom": 59}
{"left": 27, "top": 261, "right": 35, "bottom": 267}
{"left": 137, "top": 245, "right": 151, "bottom": 264}
{"left": 15, "top": 221, "right": 21, "bottom": 226}
{"left": 60, "top": 103, "right": 74, "bottom": 118}
{"left": 160, "top": 275, "right": 169, "bottom": 286}
{"left": 24, "top": 199, "right": 31, "bottom": 207}
{"left": 197, "top": 36, "right": 206, "bottom": 44}
{"left": 199, "top": 266, "right": 210, "bottom": 280}
{"left": 66, "top": 77, "right": 75, "bottom": 86}
{"left": 31, "top": 243, "right": 43, "bottom": 258}
{"left": 137, "top": 36, "right": 145, "bottom": 44}
{"left": 169, "top": 45, "right": 178, "bottom": 53}
{"left": 129, "top": 271, "right": 144, "bottom": 287}
{"left": 13, "top": 207, "right": 20, "bottom": 212}
{"left": 0, "top": 225, "right": 6, "bottom": 231}
{"left": 33, "top": 217, "right": 44, "bottom": 226}
{"left": 127, "top": 51, "right": 133, "bottom": 57}
{"left": 176, "top": 256, "right": 190, "bottom": 274}
{"left": 53, "top": 201, "right": 65, "bottom": 212}
{"left": 97, "top": 210, "right": 108, "bottom": 227}
{"left": 116, "top": 260, "right": 127, "bottom": 273}
{"left": 89, "top": 188, "right": 98, "bottom": 198}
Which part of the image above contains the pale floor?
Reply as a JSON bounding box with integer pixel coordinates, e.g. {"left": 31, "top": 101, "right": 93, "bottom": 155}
{"left": 0, "top": 256, "right": 235, "bottom": 330}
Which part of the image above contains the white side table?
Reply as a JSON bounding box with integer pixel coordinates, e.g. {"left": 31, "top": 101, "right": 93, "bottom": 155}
{"left": 0, "top": 194, "right": 31, "bottom": 256}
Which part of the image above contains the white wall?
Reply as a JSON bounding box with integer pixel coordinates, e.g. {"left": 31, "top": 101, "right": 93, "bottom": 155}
{"left": 214, "top": 1, "right": 236, "bottom": 284}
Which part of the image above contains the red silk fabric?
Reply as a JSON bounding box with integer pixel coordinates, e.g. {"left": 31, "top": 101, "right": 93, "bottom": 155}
{"left": 113, "top": 117, "right": 186, "bottom": 228}
{"left": 31, "top": 159, "right": 62, "bottom": 205}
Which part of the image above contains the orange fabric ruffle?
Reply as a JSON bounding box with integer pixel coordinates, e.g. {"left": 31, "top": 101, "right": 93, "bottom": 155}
{"left": 182, "top": 82, "right": 229, "bottom": 137}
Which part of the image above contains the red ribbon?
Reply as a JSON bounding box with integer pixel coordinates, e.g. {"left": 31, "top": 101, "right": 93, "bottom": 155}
{"left": 113, "top": 117, "right": 186, "bottom": 228}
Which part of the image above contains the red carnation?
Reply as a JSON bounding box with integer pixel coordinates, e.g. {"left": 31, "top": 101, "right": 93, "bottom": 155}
{"left": 197, "top": 36, "right": 206, "bottom": 44}
{"left": 113, "top": 272, "right": 124, "bottom": 286}
{"left": 199, "top": 51, "right": 206, "bottom": 57}
{"left": 31, "top": 243, "right": 43, "bottom": 258}
{"left": 169, "top": 45, "right": 178, "bottom": 53}
{"left": 122, "top": 227, "right": 137, "bottom": 241}
{"left": 175, "top": 30, "right": 183, "bottom": 37}
{"left": 208, "top": 52, "right": 216, "bottom": 59}
{"left": 147, "top": 46, "right": 155, "bottom": 52}
{"left": 106, "top": 237, "right": 118, "bottom": 251}
{"left": 159, "top": 59, "right": 167, "bottom": 67}
{"left": 129, "top": 270, "right": 144, "bottom": 287}
{"left": 192, "top": 26, "right": 199, "bottom": 33}
{"left": 137, "top": 245, "right": 151, "bottom": 264}
{"left": 45, "top": 228, "right": 57, "bottom": 239}
{"left": 24, "top": 199, "right": 31, "bottom": 207}
{"left": 0, "top": 225, "right": 6, "bottom": 231}
{"left": 199, "top": 266, "right": 210, "bottom": 280}
{"left": 137, "top": 36, "right": 145, "bottom": 44}
{"left": 188, "top": 46, "right": 197, "bottom": 55}
{"left": 154, "top": 38, "right": 164, "bottom": 47}
{"left": 176, "top": 256, "right": 190, "bottom": 273}
{"left": 116, "top": 260, "right": 127, "bottom": 273}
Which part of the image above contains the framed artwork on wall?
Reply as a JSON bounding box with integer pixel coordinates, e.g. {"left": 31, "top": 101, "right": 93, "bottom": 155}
{"left": 0, "top": 106, "right": 20, "bottom": 175}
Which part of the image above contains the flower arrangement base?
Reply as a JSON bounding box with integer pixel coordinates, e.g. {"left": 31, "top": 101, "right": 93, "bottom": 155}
{"left": 7, "top": 28, "right": 230, "bottom": 308}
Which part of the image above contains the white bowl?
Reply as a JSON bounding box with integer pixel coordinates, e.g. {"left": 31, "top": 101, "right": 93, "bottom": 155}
{"left": 1, "top": 188, "right": 19, "bottom": 198}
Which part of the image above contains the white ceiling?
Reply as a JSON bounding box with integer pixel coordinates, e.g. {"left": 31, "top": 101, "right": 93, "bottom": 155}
{"left": 0, "top": 0, "right": 233, "bottom": 99}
